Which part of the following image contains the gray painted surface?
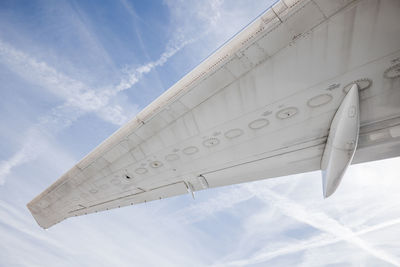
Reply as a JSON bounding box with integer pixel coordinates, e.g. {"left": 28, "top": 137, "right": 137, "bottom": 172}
{"left": 28, "top": 0, "right": 400, "bottom": 228}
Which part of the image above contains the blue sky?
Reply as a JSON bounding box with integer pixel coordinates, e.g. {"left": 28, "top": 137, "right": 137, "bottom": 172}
{"left": 1, "top": 0, "right": 400, "bottom": 266}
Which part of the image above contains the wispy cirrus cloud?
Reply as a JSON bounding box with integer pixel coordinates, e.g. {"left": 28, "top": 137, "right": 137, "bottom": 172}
{"left": 205, "top": 159, "right": 400, "bottom": 266}
{"left": 113, "top": 36, "right": 195, "bottom": 94}
{"left": 0, "top": 129, "right": 47, "bottom": 185}
{"left": 0, "top": 31, "right": 193, "bottom": 184}
{"left": 165, "top": 157, "right": 400, "bottom": 267}
{"left": 0, "top": 39, "right": 131, "bottom": 124}
{"left": 2, "top": 1, "right": 400, "bottom": 267}
{"left": 0, "top": 196, "right": 209, "bottom": 267}
{"left": 215, "top": 217, "right": 400, "bottom": 266}
{"left": 245, "top": 185, "right": 400, "bottom": 266}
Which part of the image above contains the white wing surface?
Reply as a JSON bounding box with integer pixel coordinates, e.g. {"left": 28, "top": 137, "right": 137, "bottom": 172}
{"left": 28, "top": 0, "right": 400, "bottom": 228}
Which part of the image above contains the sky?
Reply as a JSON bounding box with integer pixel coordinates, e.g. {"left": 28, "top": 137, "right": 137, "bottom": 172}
{"left": 0, "top": 0, "right": 400, "bottom": 266}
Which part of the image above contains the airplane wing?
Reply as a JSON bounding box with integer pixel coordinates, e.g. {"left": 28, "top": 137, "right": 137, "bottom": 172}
{"left": 28, "top": 0, "right": 400, "bottom": 228}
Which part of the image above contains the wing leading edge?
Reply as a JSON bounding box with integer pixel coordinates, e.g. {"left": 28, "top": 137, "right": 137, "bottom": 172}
{"left": 28, "top": 0, "right": 400, "bottom": 228}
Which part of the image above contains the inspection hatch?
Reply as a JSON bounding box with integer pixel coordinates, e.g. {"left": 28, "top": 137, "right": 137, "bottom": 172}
{"left": 183, "top": 146, "right": 199, "bottom": 155}
{"left": 135, "top": 168, "right": 148, "bottom": 174}
{"left": 150, "top": 161, "right": 163, "bottom": 168}
{"left": 248, "top": 119, "right": 269, "bottom": 129}
{"left": 384, "top": 64, "right": 400, "bottom": 79}
{"left": 224, "top": 128, "right": 244, "bottom": 139}
{"left": 276, "top": 107, "right": 298, "bottom": 119}
{"left": 203, "top": 138, "right": 220, "bottom": 147}
{"left": 343, "top": 78, "right": 372, "bottom": 93}
{"left": 165, "top": 153, "right": 180, "bottom": 161}
{"left": 307, "top": 94, "right": 333, "bottom": 108}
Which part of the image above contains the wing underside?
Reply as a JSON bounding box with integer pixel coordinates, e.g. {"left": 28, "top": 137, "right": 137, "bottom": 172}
{"left": 28, "top": 0, "right": 400, "bottom": 228}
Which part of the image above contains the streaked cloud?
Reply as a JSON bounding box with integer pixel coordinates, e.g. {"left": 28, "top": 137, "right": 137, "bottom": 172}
{"left": 0, "top": 1, "right": 399, "bottom": 266}
{"left": 0, "top": 31, "right": 192, "bottom": 184}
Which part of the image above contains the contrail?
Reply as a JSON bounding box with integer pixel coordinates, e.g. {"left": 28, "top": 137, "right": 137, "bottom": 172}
{"left": 0, "top": 36, "right": 193, "bottom": 184}
{"left": 238, "top": 185, "right": 400, "bottom": 266}
{"left": 216, "top": 216, "right": 400, "bottom": 266}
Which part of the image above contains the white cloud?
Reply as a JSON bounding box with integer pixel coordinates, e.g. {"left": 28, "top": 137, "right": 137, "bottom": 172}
{"left": 240, "top": 186, "right": 398, "bottom": 266}
{"left": 209, "top": 158, "right": 400, "bottom": 266}
{"left": 1, "top": 2, "right": 400, "bottom": 266}
{"left": 0, "top": 196, "right": 210, "bottom": 267}
{"left": 0, "top": 31, "right": 194, "bottom": 184}
{"left": 0, "top": 39, "right": 130, "bottom": 123}
{"left": 163, "top": 0, "right": 276, "bottom": 50}
{"left": 173, "top": 186, "right": 254, "bottom": 224}
{"left": 113, "top": 36, "right": 195, "bottom": 94}
{"left": 0, "top": 128, "right": 48, "bottom": 185}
